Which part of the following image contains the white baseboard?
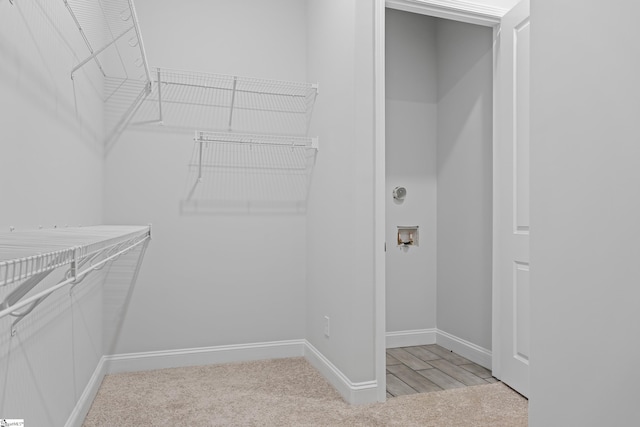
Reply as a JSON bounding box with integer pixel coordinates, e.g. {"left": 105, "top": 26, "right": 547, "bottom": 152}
{"left": 386, "top": 328, "right": 492, "bottom": 369}
{"left": 303, "top": 340, "right": 378, "bottom": 405}
{"left": 386, "top": 328, "right": 436, "bottom": 348}
{"left": 104, "top": 339, "right": 305, "bottom": 374}
{"left": 436, "top": 329, "right": 492, "bottom": 369}
{"left": 65, "top": 356, "right": 107, "bottom": 427}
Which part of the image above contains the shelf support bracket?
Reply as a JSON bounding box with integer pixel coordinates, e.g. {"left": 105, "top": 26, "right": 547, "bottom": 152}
{"left": 186, "top": 133, "right": 204, "bottom": 202}
{"left": 228, "top": 76, "right": 238, "bottom": 131}
{"left": 71, "top": 25, "right": 135, "bottom": 78}
{"left": 198, "top": 133, "right": 204, "bottom": 182}
{"left": 70, "top": 247, "right": 79, "bottom": 283}
{"left": 1, "top": 270, "right": 54, "bottom": 316}
{"left": 156, "top": 68, "right": 164, "bottom": 124}
{"left": 64, "top": 0, "right": 106, "bottom": 78}
{"left": 0, "top": 231, "right": 151, "bottom": 323}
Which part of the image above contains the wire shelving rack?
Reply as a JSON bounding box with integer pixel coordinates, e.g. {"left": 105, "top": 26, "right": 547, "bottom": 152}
{"left": 181, "top": 132, "right": 318, "bottom": 214}
{"left": 64, "top": 0, "right": 152, "bottom": 146}
{"left": 0, "top": 225, "right": 151, "bottom": 331}
{"left": 133, "top": 68, "right": 319, "bottom": 136}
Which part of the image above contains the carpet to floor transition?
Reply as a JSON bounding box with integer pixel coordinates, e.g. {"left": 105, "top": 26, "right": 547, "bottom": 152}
{"left": 83, "top": 357, "right": 528, "bottom": 426}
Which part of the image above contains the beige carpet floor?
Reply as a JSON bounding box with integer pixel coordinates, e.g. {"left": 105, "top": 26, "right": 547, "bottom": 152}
{"left": 83, "top": 357, "right": 528, "bottom": 426}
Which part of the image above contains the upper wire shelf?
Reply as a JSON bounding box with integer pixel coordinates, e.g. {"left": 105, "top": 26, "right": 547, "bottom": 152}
{"left": 132, "top": 68, "right": 319, "bottom": 136}
{"left": 64, "top": 0, "right": 152, "bottom": 146}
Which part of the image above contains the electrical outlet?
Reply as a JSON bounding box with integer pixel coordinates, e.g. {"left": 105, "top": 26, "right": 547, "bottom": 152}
{"left": 324, "top": 316, "right": 330, "bottom": 338}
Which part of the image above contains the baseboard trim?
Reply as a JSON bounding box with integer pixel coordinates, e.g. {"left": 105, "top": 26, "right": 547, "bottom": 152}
{"left": 64, "top": 356, "right": 107, "bottom": 427}
{"left": 386, "top": 328, "right": 492, "bottom": 369}
{"left": 103, "top": 339, "right": 306, "bottom": 374}
{"left": 303, "top": 340, "right": 378, "bottom": 405}
{"left": 65, "top": 337, "right": 383, "bottom": 426}
{"left": 436, "top": 329, "right": 492, "bottom": 369}
{"left": 386, "top": 328, "right": 437, "bottom": 348}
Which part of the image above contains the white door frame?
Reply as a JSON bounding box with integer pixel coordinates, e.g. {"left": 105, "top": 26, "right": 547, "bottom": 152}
{"left": 373, "top": 0, "right": 510, "bottom": 401}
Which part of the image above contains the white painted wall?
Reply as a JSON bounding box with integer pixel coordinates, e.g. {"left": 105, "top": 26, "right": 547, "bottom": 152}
{"left": 530, "top": 1, "right": 640, "bottom": 425}
{"left": 0, "top": 1, "right": 104, "bottom": 425}
{"left": 435, "top": 18, "right": 493, "bottom": 350}
{"left": 103, "top": 0, "right": 309, "bottom": 354}
{"left": 0, "top": 1, "right": 104, "bottom": 229}
{"left": 135, "top": 0, "right": 306, "bottom": 81}
{"left": 306, "top": 0, "right": 376, "bottom": 384}
{"left": 385, "top": 10, "right": 438, "bottom": 334}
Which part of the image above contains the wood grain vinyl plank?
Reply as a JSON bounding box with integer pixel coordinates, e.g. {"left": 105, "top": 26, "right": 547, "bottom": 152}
{"left": 485, "top": 377, "right": 499, "bottom": 383}
{"left": 387, "top": 364, "right": 443, "bottom": 393}
{"left": 416, "top": 368, "right": 465, "bottom": 390}
{"left": 424, "top": 345, "right": 472, "bottom": 365}
{"left": 387, "top": 348, "right": 434, "bottom": 370}
{"left": 428, "top": 359, "right": 489, "bottom": 386}
{"left": 404, "top": 346, "right": 441, "bottom": 362}
{"left": 459, "top": 363, "right": 493, "bottom": 379}
{"left": 386, "top": 353, "right": 402, "bottom": 366}
{"left": 386, "top": 373, "right": 417, "bottom": 397}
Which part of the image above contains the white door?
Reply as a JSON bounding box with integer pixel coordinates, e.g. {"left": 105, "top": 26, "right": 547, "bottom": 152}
{"left": 494, "top": 0, "right": 530, "bottom": 397}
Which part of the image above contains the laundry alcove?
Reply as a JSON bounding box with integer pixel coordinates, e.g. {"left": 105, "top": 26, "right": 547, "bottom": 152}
{"left": 385, "top": 9, "right": 494, "bottom": 368}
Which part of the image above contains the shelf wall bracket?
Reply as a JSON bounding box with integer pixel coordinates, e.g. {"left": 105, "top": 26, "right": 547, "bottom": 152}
{"left": 156, "top": 68, "right": 164, "bottom": 124}
{"left": 126, "top": 0, "right": 151, "bottom": 83}
{"left": 198, "top": 138, "right": 204, "bottom": 182}
{"left": 71, "top": 25, "right": 135, "bottom": 78}
{"left": 70, "top": 247, "right": 79, "bottom": 283}
{"left": 1, "top": 270, "right": 54, "bottom": 315}
{"left": 228, "top": 76, "right": 238, "bottom": 131}
{"left": 10, "top": 296, "right": 47, "bottom": 336}
{"left": 64, "top": 0, "right": 107, "bottom": 78}
{"left": 0, "top": 230, "right": 150, "bottom": 323}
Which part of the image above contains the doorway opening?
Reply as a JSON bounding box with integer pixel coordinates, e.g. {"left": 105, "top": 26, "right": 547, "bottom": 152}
{"left": 384, "top": 9, "right": 494, "bottom": 396}
{"left": 375, "top": 0, "right": 531, "bottom": 402}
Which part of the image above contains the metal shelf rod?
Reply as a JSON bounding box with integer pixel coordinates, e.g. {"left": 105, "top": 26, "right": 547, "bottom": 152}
{"left": 197, "top": 140, "right": 313, "bottom": 148}
{"left": 153, "top": 81, "right": 312, "bottom": 98}
{"left": 0, "top": 233, "right": 150, "bottom": 321}
{"left": 71, "top": 25, "right": 135, "bottom": 78}
{"left": 64, "top": 0, "right": 106, "bottom": 77}
{"left": 127, "top": 0, "right": 151, "bottom": 83}
{"left": 157, "top": 68, "right": 164, "bottom": 123}
{"left": 228, "top": 77, "right": 238, "bottom": 130}
{"left": 144, "top": 98, "right": 308, "bottom": 115}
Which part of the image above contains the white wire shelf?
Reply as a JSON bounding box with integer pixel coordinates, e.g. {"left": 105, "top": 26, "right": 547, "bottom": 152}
{"left": 132, "top": 68, "right": 319, "bottom": 136}
{"left": 0, "top": 225, "right": 151, "bottom": 331}
{"left": 0, "top": 225, "right": 150, "bottom": 288}
{"left": 63, "top": 0, "right": 152, "bottom": 146}
{"left": 181, "top": 132, "right": 318, "bottom": 214}
{"left": 6, "top": 0, "right": 151, "bottom": 146}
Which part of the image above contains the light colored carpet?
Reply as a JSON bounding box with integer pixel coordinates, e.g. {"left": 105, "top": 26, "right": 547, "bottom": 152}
{"left": 83, "top": 357, "right": 528, "bottom": 426}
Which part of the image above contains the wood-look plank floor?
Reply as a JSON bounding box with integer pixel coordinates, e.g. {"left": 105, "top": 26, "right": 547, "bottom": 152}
{"left": 386, "top": 344, "right": 500, "bottom": 397}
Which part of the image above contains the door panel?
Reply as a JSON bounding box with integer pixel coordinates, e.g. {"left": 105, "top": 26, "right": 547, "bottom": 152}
{"left": 494, "top": 0, "right": 530, "bottom": 397}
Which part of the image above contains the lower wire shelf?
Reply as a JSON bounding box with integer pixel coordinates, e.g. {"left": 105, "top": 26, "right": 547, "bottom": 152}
{"left": 0, "top": 225, "right": 151, "bottom": 327}
{"left": 181, "top": 132, "right": 318, "bottom": 214}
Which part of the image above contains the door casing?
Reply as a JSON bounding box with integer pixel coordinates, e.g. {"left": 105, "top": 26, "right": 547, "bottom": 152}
{"left": 373, "top": 0, "right": 517, "bottom": 401}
